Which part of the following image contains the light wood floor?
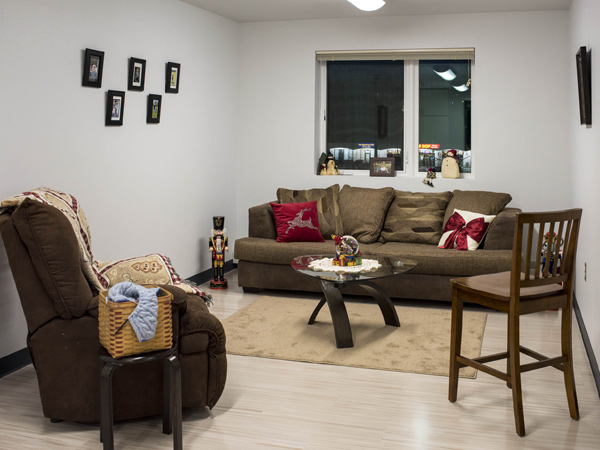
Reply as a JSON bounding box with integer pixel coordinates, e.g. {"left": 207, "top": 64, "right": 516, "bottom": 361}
{"left": 1, "top": 270, "right": 599, "bottom": 449}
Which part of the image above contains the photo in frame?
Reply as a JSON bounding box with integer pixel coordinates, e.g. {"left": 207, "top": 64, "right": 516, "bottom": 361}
{"left": 147, "top": 94, "right": 162, "bottom": 124}
{"left": 165, "top": 62, "right": 181, "bottom": 93}
{"left": 82, "top": 48, "right": 104, "bottom": 88}
{"left": 370, "top": 157, "right": 395, "bottom": 177}
{"left": 576, "top": 46, "right": 592, "bottom": 125}
{"left": 105, "top": 90, "right": 125, "bottom": 126}
{"left": 128, "top": 57, "right": 146, "bottom": 91}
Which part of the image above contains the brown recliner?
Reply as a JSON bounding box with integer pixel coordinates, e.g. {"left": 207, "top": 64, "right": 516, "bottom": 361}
{"left": 0, "top": 198, "right": 226, "bottom": 423}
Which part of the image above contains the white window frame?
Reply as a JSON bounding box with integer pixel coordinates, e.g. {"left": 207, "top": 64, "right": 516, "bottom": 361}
{"left": 315, "top": 48, "right": 475, "bottom": 178}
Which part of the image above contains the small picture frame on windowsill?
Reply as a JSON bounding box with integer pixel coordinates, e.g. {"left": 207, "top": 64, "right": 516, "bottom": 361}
{"left": 370, "top": 157, "right": 395, "bottom": 177}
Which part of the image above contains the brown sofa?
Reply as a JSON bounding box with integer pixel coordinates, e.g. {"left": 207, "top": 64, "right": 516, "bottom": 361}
{"left": 234, "top": 185, "right": 519, "bottom": 301}
{"left": 0, "top": 199, "right": 226, "bottom": 423}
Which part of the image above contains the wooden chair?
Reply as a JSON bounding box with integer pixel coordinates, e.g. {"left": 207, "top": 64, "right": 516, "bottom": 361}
{"left": 448, "top": 209, "right": 582, "bottom": 436}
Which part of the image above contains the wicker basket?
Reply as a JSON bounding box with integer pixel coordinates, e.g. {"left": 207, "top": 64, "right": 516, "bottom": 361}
{"left": 99, "top": 285, "right": 173, "bottom": 359}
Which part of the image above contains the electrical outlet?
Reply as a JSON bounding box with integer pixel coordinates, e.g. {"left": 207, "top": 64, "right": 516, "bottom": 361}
{"left": 584, "top": 263, "right": 587, "bottom": 281}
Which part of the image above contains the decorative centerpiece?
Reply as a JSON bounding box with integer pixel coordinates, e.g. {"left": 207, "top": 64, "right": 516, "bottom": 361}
{"left": 332, "top": 235, "right": 362, "bottom": 266}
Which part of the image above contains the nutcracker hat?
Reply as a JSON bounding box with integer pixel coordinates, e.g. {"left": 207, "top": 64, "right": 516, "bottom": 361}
{"left": 212, "top": 216, "right": 225, "bottom": 231}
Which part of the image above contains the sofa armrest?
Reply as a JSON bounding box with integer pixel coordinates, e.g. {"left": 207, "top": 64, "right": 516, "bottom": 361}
{"left": 483, "top": 207, "right": 521, "bottom": 250}
{"left": 249, "top": 202, "right": 277, "bottom": 239}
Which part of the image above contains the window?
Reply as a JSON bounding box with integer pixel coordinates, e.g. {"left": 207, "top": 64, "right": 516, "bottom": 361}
{"left": 316, "top": 48, "right": 474, "bottom": 176}
{"left": 419, "top": 60, "right": 471, "bottom": 173}
{"left": 327, "top": 60, "right": 405, "bottom": 171}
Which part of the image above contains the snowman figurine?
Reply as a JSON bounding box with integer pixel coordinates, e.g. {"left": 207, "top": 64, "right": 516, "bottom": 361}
{"left": 441, "top": 149, "right": 460, "bottom": 179}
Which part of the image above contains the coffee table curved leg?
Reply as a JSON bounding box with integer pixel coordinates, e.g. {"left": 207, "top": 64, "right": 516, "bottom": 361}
{"left": 320, "top": 280, "right": 353, "bottom": 348}
{"left": 358, "top": 281, "right": 400, "bottom": 327}
{"left": 308, "top": 297, "right": 327, "bottom": 324}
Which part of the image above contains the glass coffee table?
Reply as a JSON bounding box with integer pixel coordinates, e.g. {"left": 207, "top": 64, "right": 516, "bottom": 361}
{"left": 291, "top": 255, "right": 417, "bottom": 348}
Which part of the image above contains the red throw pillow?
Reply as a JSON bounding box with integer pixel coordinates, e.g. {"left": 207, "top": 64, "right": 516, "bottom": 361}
{"left": 270, "top": 201, "right": 324, "bottom": 243}
{"left": 438, "top": 209, "right": 496, "bottom": 251}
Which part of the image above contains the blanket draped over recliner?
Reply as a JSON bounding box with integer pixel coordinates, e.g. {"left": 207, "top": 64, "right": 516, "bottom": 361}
{"left": 0, "top": 187, "right": 212, "bottom": 304}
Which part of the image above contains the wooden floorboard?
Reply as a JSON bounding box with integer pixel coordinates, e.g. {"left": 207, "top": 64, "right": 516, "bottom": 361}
{"left": 0, "top": 270, "right": 598, "bottom": 449}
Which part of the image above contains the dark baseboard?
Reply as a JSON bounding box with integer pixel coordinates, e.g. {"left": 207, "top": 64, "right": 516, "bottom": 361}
{"left": 0, "top": 348, "right": 31, "bottom": 378}
{"left": 185, "top": 259, "right": 236, "bottom": 286}
{"left": 574, "top": 296, "right": 600, "bottom": 398}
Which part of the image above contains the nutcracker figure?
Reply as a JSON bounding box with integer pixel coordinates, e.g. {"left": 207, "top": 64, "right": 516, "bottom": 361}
{"left": 209, "top": 216, "right": 228, "bottom": 289}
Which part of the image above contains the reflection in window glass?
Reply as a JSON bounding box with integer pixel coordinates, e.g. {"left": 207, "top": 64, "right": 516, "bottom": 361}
{"left": 419, "top": 60, "right": 471, "bottom": 173}
{"left": 327, "top": 61, "right": 404, "bottom": 171}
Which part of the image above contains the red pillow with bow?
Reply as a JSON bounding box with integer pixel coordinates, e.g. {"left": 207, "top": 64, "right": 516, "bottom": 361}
{"left": 438, "top": 209, "right": 496, "bottom": 251}
{"left": 270, "top": 201, "right": 325, "bottom": 243}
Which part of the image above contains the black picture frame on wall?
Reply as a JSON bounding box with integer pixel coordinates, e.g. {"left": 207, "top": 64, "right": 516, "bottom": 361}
{"left": 165, "top": 62, "right": 181, "bottom": 93}
{"left": 128, "top": 57, "right": 146, "bottom": 91}
{"left": 576, "top": 46, "right": 592, "bottom": 125}
{"left": 370, "top": 157, "right": 395, "bottom": 177}
{"left": 105, "top": 90, "right": 125, "bottom": 126}
{"left": 147, "top": 94, "right": 162, "bottom": 124}
{"left": 82, "top": 48, "right": 104, "bottom": 88}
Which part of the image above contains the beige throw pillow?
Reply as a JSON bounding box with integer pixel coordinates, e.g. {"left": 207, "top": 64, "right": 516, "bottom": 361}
{"left": 380, "top": 191, "right": 452, "bottom": 245}
{"left": 277, "top": 185, "right": 343, "bottom": 239}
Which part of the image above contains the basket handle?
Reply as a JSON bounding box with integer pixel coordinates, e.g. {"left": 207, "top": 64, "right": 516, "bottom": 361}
{"left": 113, "top": 319, "right": 129, "bottom": 337}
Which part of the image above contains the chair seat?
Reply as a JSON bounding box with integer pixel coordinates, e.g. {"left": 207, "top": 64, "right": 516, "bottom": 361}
{"left": 451, "top": 271, "right": 564, "bottom": 301}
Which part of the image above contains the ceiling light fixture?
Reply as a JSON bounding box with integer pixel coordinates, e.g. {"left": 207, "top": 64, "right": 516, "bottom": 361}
{"left": 433, "top": 68, "right": 457, "bottom": 81}
{"left": 347, "top": 0, "right": 386, "bottom": 12}
{"left": 453, "top": 84, "right": 469, "bottom": 92}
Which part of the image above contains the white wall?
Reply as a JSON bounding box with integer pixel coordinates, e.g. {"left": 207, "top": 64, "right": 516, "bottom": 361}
{"left": 0, "top": 0, "right": 239, "bottom": 358}
{"left": 235, "top": 11, "right": 572, "bottom": 235}
{"left": 569, "top": 0, "right": 600, "bottom": 369}
{"left": 2, "top": 2, "right": 596, "bottom": 372}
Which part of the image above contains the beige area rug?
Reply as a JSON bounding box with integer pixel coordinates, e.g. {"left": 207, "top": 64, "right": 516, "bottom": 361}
{"left": 223, "top": 296, "right": 487, "bottom": 378}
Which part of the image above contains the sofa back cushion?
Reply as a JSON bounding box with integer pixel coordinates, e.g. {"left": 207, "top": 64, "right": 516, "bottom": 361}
{"left": 338, "top": 186, "right": 395, "bottom": 244}
{"left": 380, "top": 190, "right": 452, "bottom": 245}
{"left": 443, "top": 190, "right": 512, "bottom": 228}
{"left": 277, "top": 185, "right": 342, "bottom": 239}
{"left": 12, "top": 199, "right": 93, "bottom": 319}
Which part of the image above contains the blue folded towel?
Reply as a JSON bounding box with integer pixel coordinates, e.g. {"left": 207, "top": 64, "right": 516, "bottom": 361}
{"left": 108, "top": 282, "right": 160, "bottom": 342}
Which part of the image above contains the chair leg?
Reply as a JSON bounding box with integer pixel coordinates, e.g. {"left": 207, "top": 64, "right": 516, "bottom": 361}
{"left": 506, "top": 315, "right": 512, "bottom": 389}
{"left": 100, "top": 362, "right": 119, "bottom": 450}
{"left": 508, "top": 310, "right": 526, "bottom": 437}
{"left": 448, "top": 288, "right": 463, "bottom": 403}
{"left": 561, "top": 302, "right": 580, "bottom": 420}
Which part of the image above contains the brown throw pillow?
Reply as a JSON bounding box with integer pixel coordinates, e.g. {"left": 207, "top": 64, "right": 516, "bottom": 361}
{"left": 277, "top": 185, "right": 342, "bottom": 239}
{"left": 380, "top": 191, "right": 452, "bottom": 245}
{"left": 338, "top": 185, "right": 395, "bottom": 244}
{"left": 443, "top": 190, "right": 512, "bottom": 228}
{"left": 12, "top": 199, "right": 93, "bottom": 319}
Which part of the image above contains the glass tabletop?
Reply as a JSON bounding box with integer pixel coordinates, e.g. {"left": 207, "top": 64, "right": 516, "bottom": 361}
{"left": 291, "top": 255, "right": 417, "bottom": 284}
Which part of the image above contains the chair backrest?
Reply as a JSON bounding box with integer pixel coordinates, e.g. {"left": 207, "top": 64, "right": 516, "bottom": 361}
{"left": 512, "top": 209, "right": 582, "bottom": 292}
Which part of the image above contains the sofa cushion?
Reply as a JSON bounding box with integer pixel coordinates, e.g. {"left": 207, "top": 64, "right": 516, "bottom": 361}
{"left": 338, "top": 186, "right": 395, "bottom": 244}
{"left": 443, "top": 190, "right": 512, "bottom": 228}
{"left": 438, "top": 209, "right": 496, "bottom": 251}
{"left": 12, "top": 199, "right": 93, "bottom": 319}
{"left": 373, "top": 242, "right": 512, "bottom": 276}
{"left": 277, "top": 185, "right": 342, "bottom": 239}
{"left": 270, "top": 201, "right": 324, "bottom": 243}
{"left": 380, "top": 190, "right": 452, "bottom": 245}
{"left": 234, "top": 237, "right": 384, "bottom": 265}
